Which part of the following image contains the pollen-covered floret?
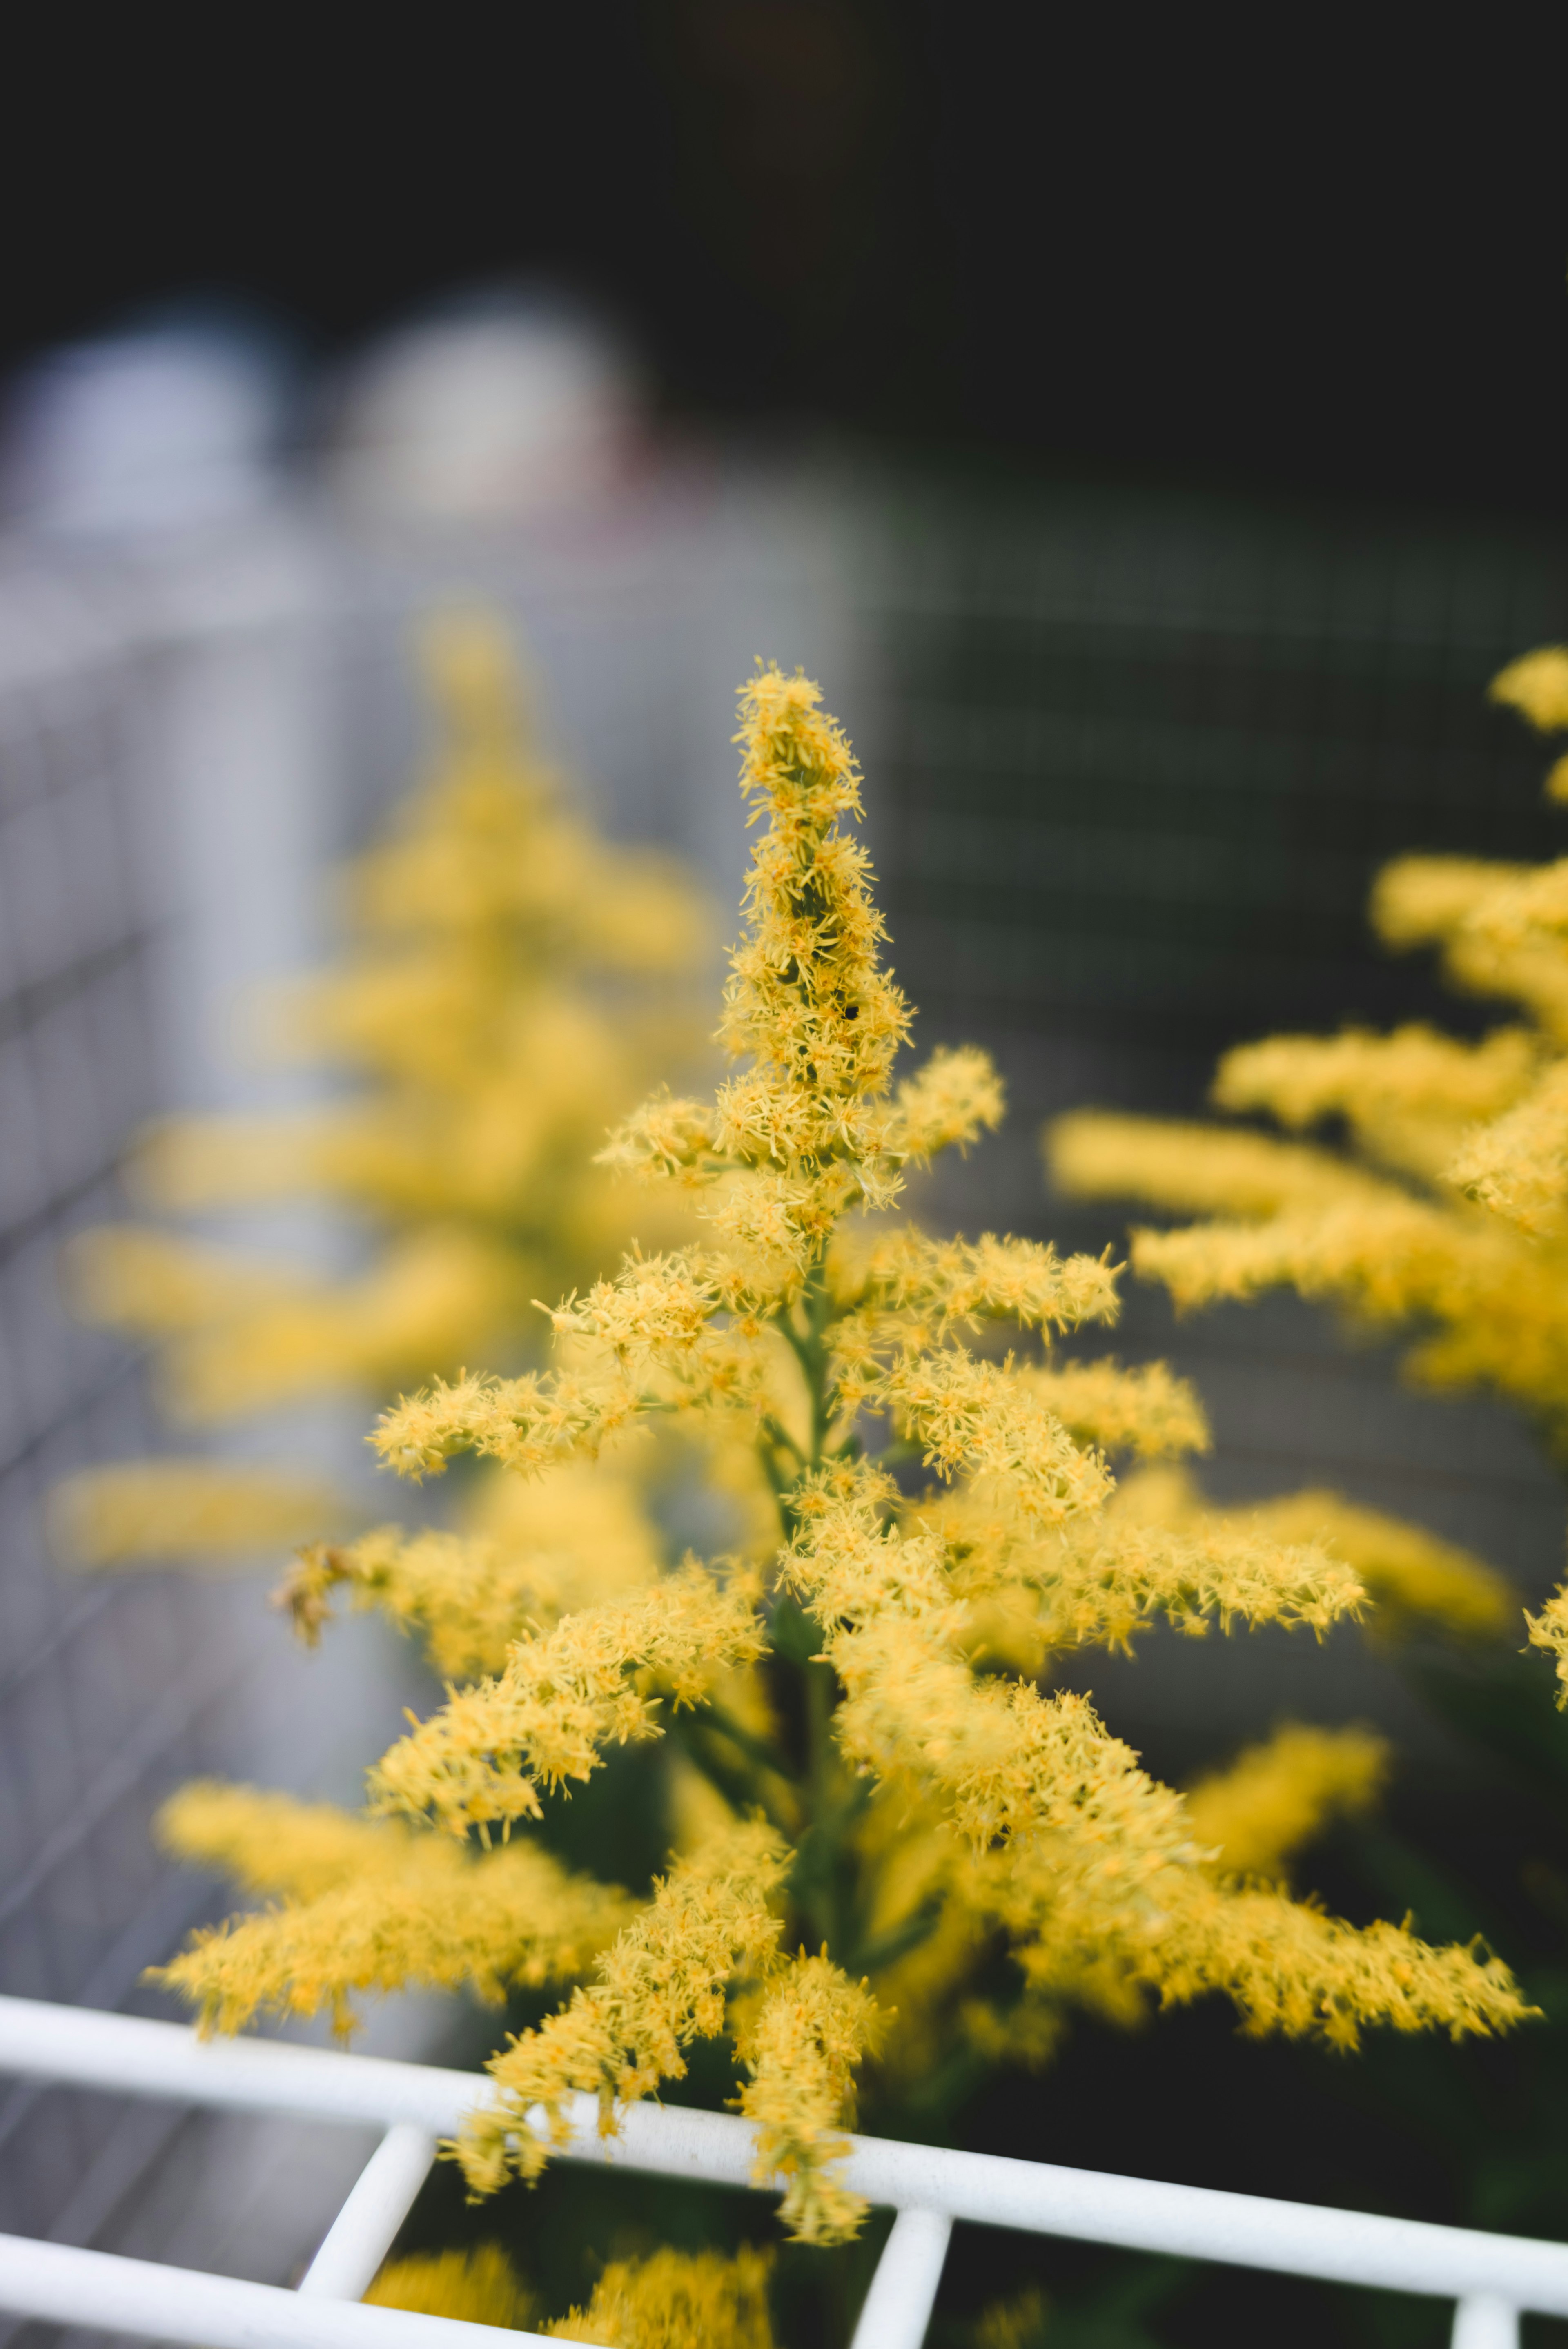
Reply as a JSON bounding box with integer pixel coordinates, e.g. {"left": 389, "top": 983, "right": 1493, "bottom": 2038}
{"left": 151, "top": 1784, "right": 628, "bottom": 2034}
{"left": 370, "top": 1562, "right": 767, "bottom": 1834}
{"left": 1184, "top": 1723, "right": 1389, "bottom": 1881}
{"left": 1528, "top": 1586, "right": 1568, "bottom": 1702}
{"left": 545, "top": 2246, "right": 775, "bottom": 2349}
{"left": 458, "top": 1823, "right": 787, "bottom": 2187}
{"left": 281, "top": 1456, "right": 664, "bottom": 1676}
{"left": 736, "top": 1953, "right": 882, "bottom": 2242}
{"left": 886, "top": 1045, "right": 1007, "bottom": 1163}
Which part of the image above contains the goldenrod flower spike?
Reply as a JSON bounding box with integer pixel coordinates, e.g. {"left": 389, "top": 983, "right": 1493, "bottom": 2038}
{"left": 736, "top": 1953, "right": 883, "bottom": 2242}
{"left": 150, "top": 664, "right": 1531, "bottom": 2265}
{"left": 365, "top": 2244, "right": 532, "bottom": 2327}
{"left": 458, "top": 1824, "right": 788, "bottom": 2189}
{"left": 49, "top": 1461, "right": 347, "bottom": 1569}
{"left": 151, "top": 1784, "right": 628, "bottom": 2036}
{"left": 1185, "top": 1724, "right": 1389, "bottom": 1883}
{"left": 281, "top": 1455, "right": 664, "bottom": 1678}
{"left": 1489, "top": 645, "right": 1568, "bottom": 734}
{"left": 1047, "top": 640, "right": 1568, "bottom": 1683}
{"left": 368, "top": 1563, "right": 767, "bottom": 1834}
{"left": 65, "top": 607, "right": 710, "bottom": 1429}
{"left": 545, "top": 2246, "right": 775, "bottom": 2349}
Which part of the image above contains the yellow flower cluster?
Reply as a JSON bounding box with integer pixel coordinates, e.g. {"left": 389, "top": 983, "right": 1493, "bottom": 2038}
{"left": 365, "top": 2244, "right": 532, "bottom": 2325}
{"left": 281, "top": 1455, "right": 663, "bottom": 1680}
{"left": 49, "top": 1460, "right": 346, "bottom": 1569}
{"left": 459, "top": 1823, "right": 792, "bottom": 2189}
{"left": 778, "top": 1466, "right": 1521, "bottom": 2050}
{"left": 152, "top": 1783, "right": 628, "bottom": 2034}
{"left": 1052, "top": 1104, "right": 1568, "bottom": 1423}
{"left": 1020, "top": 1357, "right": 1212, "bottom": 1460}
{"left": 152, "top": 665, "right": 1532, "bottom": 2271}
{"left": 1138, "top": 1880, "right": 1523, "bottom": 2050}
{"left": 364, "top": 2240, "right": 775, "bottom": 2349}
{"left": 58, "top": 609, "right": 709, "bottom": 1522}
{"left": 1184, "top": 1723, "right": 1389, "bottom": 1881}
{"left": 735, "top": 1953, "right": 883, "bottom": 2241}
{"left": 1236, "top": 1489, "right": 1513, "bottom": 1638}
{"left": 1100, "top": 1465, "right": 1514, "bottom": 1642}
{"left": 1049, "top": 643, "right": 1568, "bottom": 1693}
{"left": 370, "top": 1562, "right": 767, "bottom": 1833}
{"left": 1528, "top": 1583, "right": 1568, "bottom": 1697}
{"left": 546, "top": 2246, "right": 775, "bottom": 2349}
{"left": 1213, "top": 1023, "right": 1535, "bottom": 1183}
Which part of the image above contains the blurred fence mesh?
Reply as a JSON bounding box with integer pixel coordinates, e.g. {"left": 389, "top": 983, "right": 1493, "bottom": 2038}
{"left": 873, "top": 479, "right": 1568, "bottom": 1762}
{"left": 0, "top": 559, "right": 436, "bottom": 2339}
{"left": 0, "top": 588, "right": 239, "bottom": 2289}
{"left": 877, "top": 482, "right": 1568, "bottom": 1062}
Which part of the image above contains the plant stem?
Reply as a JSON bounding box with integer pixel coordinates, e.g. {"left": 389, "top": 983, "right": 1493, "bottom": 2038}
{"left": 769, "top": 1246, "right": 865, "bottom": 1957}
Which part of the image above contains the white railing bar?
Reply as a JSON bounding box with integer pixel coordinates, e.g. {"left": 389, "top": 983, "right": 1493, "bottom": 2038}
{"left": 297, "top": 2123, "right": 437, "bottom": 2302}
{"left": 825, "top": 2128, "right": 1564, "bottom": 2316}
{"left": 848, "top": 2207, "right": 951, "bottom": 2349}
{"left": 0, "top": 2231, "right": 595, "bottom": 2348}
{"left": 0, "top": 1994, "right": 474, "bottom": 2133}
{"left": 1452, "top": 2296, "right": 1520, "bottom": 2349}
{"left": 2, "top": 1996, "right": 1567, "bottom": 2318}
{"left": 555, "top": 2096, "right": 1568, "bottom": 2313}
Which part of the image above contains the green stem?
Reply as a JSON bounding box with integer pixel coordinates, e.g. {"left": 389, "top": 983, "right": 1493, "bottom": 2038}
{"left": 671, "top": 1722, "right": 795, "bottom": 1834}
{"left": 687, "top": 1698, "right": 797, "bottom": 1787}
{"left": 769, "top": 1246, "right": 873, "bottom": 1955}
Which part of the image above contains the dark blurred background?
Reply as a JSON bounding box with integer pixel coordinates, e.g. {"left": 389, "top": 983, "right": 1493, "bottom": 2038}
{"left": 6, "top": 10, "right": 1568, "bottom": 2343}
{"left": 6, "top": 6, "right": 1566, "bottom": 515}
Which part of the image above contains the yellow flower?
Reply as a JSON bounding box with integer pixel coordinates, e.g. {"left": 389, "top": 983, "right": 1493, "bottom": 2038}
{"left": 147, "top": 664, "right": 1531, "bottom": 2268}
{"left": 546, "top": 2246, "right": 775, "bottom": 2349}
{"left": 365, "top": 2244, "right": 532, "bottom": 2326}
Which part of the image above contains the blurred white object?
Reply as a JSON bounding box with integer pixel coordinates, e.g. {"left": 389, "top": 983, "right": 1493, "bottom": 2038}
{"left": 2, "top": 325, "right": 285, "bottom": 537}
{"left": 328, "top": 294, "right": 639, "bottom": 524}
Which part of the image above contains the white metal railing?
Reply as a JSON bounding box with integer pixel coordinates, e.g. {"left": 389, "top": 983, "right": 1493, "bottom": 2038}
{"left": 0, "top": 1996, "right": 1558, "bottom": 2348}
